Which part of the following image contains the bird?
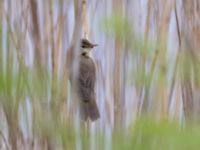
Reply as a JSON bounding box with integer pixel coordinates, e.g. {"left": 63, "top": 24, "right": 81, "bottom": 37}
{"left": 71, "top": 38, "right": 100, "bottom": 121}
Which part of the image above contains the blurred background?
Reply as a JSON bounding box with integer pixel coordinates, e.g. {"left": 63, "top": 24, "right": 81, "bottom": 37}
{"left": 1, "top": 0, "right": 200, "bottom": 149}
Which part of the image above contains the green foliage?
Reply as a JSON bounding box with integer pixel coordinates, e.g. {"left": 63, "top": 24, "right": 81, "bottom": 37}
{"left": 101, "top": 12, "right": 130, "bottom": 37}
{"left": 112, "top": 118, "right": 200, "bottom": 150}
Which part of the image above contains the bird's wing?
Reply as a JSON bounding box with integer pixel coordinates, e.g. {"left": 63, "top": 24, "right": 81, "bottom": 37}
{"left": 78, "top": 57, "right": 96, "bottom": 102}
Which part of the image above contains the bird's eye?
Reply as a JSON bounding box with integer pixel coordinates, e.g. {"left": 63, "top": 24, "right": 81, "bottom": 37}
{"left": 82, "top": 45, "right": 86, "bottom": 48}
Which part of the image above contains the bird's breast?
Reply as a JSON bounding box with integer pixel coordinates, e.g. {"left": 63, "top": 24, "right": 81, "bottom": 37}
{"left": 79, "top": 56, "right": 96, "bottom": 74}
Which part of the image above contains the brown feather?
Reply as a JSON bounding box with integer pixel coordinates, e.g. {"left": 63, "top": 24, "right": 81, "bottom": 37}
{"left": 77, "top": 54, "right": 100, "bottom": 121}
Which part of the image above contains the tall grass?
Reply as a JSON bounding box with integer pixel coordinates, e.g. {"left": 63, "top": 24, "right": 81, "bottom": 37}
{"left": 0, "top": 0, "right": 200, "bottom": 149}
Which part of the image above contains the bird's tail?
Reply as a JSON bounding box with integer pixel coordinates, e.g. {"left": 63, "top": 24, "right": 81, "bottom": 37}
{"left": 88, "top": 98, "right": 100, "bottom": 121}
{"left": 80, "top": 99, "right": 100, "bottom": 121}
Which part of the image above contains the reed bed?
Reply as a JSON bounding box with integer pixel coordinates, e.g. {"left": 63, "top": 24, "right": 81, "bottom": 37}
{"left": 0, "top": 0, "right": 200, "bottom": 149}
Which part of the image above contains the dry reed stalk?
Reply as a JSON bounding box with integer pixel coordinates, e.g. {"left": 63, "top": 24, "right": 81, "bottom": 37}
{"left": 83, "top": 0, "right": 89, "bottom": 38}
{"left": 66, "top": 0, "right": 83, "bottom": 71}
{"left": 30, "top": 0, "right": 45, "bottom": 71}
{"left": 181, "top": 0, "right": 200, "bottom": 121}
{"left": 140, "top": 0, "right": 154, "bottom": 114}
{"left": 155, "top": 0, "right": 175, "bottom": 119}
{"left": 49, "top": 0, "right": 56, "bottom": 76}
{"left": 56, "top": 3, "right": 70, "bottom": 122}
{"left": 168, "top": 2, "right": 181, "bottom": 114}
{"left": 112, "top": 0, "right": 124, "bottom": 131}
{"left": 49, "top": 0, "right": 59, "bottom": 119}
{"left": 141, "top": 0, "right": 174, "bottom": 118}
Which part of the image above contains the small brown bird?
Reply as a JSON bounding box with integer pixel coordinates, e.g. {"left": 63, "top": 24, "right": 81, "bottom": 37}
{"left": 72, "top": 38, "right": 100, "bottom": 121}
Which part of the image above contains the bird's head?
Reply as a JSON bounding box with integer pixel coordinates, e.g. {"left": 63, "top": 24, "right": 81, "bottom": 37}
{"left": 81, "top": 38, "right": 98, "bottom": 55}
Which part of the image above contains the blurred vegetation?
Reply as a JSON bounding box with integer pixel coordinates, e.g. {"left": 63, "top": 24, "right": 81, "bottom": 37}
{"left": 114, "top": 117, "right": 200, "bottom": 150}
{"left": 1, "top": 0, "right": 200, "bottom": 149}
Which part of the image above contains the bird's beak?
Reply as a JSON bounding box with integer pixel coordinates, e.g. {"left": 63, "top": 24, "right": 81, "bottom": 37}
{"left": 92, "top": 44, "right": 98, "bottom": 48}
